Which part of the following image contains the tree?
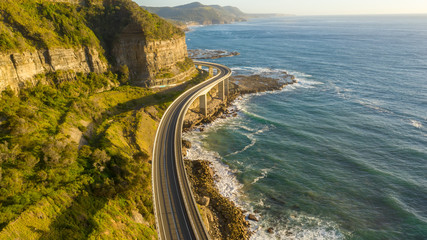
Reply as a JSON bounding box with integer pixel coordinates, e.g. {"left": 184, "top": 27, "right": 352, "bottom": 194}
{"left": 118, "top": 65, "right": 130, "bottom": 85}
{"left": 92, "top": 149, "right": 111, "bottom": 172}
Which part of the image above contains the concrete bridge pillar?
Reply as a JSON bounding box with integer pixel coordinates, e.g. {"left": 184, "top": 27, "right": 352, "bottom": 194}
{"left": 209, "top": 67, "right": 214, "bottom": 76}
{"left": 224, "top": 78, "right": 229, "bottom": 96}
{"left": 199, "top": 94, "right": 207, "bottom": 116}
{"left": 218, "top": 81, "right": 225, "bottom": 100}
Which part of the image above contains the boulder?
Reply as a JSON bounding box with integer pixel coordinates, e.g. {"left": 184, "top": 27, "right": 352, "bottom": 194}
{"left": 248, "top": 214, "right": 258, "bottom": 221}
{"left": 182, "top": 139, "right": 192, "bottom": 149}
{"left": 198, "top": 196, "right": 210, "bottom": 206}
{"left": 132, "top": 210, "right": 145, "bottom": 224}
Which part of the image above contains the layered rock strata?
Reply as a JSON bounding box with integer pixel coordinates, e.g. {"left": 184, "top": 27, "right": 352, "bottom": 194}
{"left": 0, "top": 47, "right": 107, "bottom": 92}
{"left": 0, "top": 0, "right": 195, "bottom": 91}
{"left": 113, "top": 27, "right": 195, "bottom": 87}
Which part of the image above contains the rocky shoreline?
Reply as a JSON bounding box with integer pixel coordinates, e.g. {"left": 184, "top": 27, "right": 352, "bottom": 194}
{"left": 182, "top": 72, "right": 297, "bottom": 239}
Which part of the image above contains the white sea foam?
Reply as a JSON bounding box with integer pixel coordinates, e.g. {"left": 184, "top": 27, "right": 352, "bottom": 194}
{"left": 184, "top": 66, "right": 345, "bottom": 240}
{"left": 240, "top": 124, "right": 255, "bottom": 132}
{"left": 334, "top": 84, "right": 425, "bottom": 134}
{"left": 183, "top": 122, "right": 244, "bottom": 204}
{"left": 183, "top": 116, "right": 346, "bottom": 240}
{"left": 226, "top": 125, "right": 271, "bottom": 157}
{"left": 354, "top": 100, "right": 425, "bottom": 131}
{"left": 227, "top": 135, "right": 256, "bottom": 157}
{"left": 231, "top": 66, "right": 323, "bottom": 89}
{"left": 334, "top": 86, "right": 355, "bottom": 100}
{"left": 251, "top": 211, "right": 346, "bottom": 240}
{"left": 356, "top": 99, "right": 394, "bottom": 114}
{"left": 410, "top": 119, "right": 423, "bottom": 129}
{"left": 184, "top": 127, "right": 268, "bottom": 238}
{"left": 251, "top": 168, "right": 270, "bottom": 185}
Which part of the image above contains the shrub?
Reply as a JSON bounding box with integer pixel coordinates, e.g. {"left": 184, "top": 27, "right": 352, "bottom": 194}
{"left": 92, "top": 149, "right": 110, "bottom": 172}
{"left": 0, "top": 0, "right": 102, "bottom": 52}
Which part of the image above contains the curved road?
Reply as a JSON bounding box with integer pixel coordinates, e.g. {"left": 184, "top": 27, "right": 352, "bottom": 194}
{"left": 152, "top": 61, "right": 232, "bottom": 240}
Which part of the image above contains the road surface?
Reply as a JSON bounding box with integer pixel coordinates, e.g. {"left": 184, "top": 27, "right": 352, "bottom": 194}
{"left": 152, "top": 61, "right": 232, "bottom": 240}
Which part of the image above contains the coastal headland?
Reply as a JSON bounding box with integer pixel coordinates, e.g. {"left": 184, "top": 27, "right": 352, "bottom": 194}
{"left": 0, "top": 0, "right": 295, "bottom": 237}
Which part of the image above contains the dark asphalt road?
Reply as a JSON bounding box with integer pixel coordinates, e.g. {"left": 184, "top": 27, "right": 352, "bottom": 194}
{"left": 152, "top": 61, "right": 232, "bottom": 240}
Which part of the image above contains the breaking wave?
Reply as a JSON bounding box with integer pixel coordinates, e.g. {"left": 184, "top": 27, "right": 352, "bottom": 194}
{"left": 182, "top": 81, "right": 346, "bottom": 239}
{"left": 226, "top": 125, "right": 271, "bottom": 157}
{"left": 183, "top": 120, "right": 244, "bottom": 204}
{"left": 251, "top": 212, "right": 346, "bottom": 240}
{"left": 410, "top": 119, "right": 423, "bottom": 129}
{"left": 231, "top": 66, "right": 323, "bottom": 90}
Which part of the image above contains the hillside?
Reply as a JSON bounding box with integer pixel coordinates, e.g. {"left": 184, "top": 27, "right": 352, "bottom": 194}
{"left": 0, "top": 0, "right": 194, "bottom": 90}
{"left": 0, "top": 66, "right": 209, "bottom": 239}
{"left": 0, "top": 0, "right": 206, "bottom": 239}
{"left": 144, "top": 2, "right": 247, "bottom": 25}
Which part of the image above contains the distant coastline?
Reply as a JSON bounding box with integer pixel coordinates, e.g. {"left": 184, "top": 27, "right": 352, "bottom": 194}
{"left": 142, "top": 2, "right": 291, "bottom": 28}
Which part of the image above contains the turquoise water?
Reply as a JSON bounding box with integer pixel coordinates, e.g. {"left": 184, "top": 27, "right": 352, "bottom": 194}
{"left": 184, "top": 15, "right": 427, "bottom": 239}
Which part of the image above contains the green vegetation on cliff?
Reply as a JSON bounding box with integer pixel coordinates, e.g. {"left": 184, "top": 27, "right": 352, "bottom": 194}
{"left": 85, "top": 0, "right": 184, "bottom": 59}
{"left": 0, "top": 0, "right": 184, "bottom": 53}
{"left": 0, "top": 0, "right": 101, "bottom": 52}
{"left": 144, "top": 2, "right": 247, "bottom": 25}
{"left": 0, "top": 69, "right": 208, "bottom": 238}
{"left": 155, "top": 57, "right": 193, "bottom": 79}
{"left": 0, "top": 0, "right": 200, "bottom": 238}
{"left": 143, "top": 2, "right": 290, "bottom": 26}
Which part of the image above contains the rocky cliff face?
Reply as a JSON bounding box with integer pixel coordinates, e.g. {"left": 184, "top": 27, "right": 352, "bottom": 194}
{"left": 0, "top": 0, "right": 194, "bottom": 91}
{"left": 113, "top": 28, "right": 194, "bottom": 87}
{"left": 0, "top": 47, "right": 107, "bottom": 91}
{"left": 0, "top": 29, "right": 192, "bottom": 91}
{"left": 45, "top": 0, "right": 80, "bottom": 3}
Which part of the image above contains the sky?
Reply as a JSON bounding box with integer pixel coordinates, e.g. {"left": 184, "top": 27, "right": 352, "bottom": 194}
{"left": 134, "top": 0, "right": 427, "bottom": 15}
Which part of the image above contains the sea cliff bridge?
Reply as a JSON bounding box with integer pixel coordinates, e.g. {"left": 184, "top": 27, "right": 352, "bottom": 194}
{"left": 152, "top": 61, "right": 232, "bottom": 240}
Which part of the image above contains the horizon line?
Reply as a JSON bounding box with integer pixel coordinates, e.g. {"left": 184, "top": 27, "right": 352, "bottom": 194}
{"left": 245, "top": 12, "right": 427, "bottom": 17}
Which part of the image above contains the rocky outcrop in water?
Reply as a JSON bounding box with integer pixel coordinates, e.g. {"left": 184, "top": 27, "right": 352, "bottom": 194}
{"left": 188, "top": 49, "right": 240, "bottom": 59}
{"left": 232, "top": 74, "right": 297, "bottom": 94}
{"left": 183, "top": 74, "right": 297, "bottom": 130}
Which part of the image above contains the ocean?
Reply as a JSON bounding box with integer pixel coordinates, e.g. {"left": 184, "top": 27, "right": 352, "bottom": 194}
{"left": 184, "top": 15, "right": 427, "bottom": 239}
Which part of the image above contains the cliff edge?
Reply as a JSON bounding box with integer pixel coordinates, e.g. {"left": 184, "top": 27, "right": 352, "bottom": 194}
{"left": 0, "top": 0, "right": 195, "bottom": 91}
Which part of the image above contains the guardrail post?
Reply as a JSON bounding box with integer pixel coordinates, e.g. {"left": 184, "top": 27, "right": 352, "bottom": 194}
{"left": 218, "top": 81, "right": 225, "bottom": 100}
{"left": 224, "top": 78, "right": 229, "bottom": 96}
{"left": 209, "top": 67, "right": 213, "bottom": 76}
{"left": 199, "top": 94, "right": 207, "bottom": 116}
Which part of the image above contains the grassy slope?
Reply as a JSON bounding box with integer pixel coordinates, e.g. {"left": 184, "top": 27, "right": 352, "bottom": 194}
{"left": 0, "top": 0, "right": 184, "bottom": 53}
{"left": 0, "top": 0, "right": 101, "bottom": 52}
{"left": 0, "top": 1, "right": 198, "bottom": 238}
{"left": 0, "top": 70, "right": 208, "bottom": 239}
